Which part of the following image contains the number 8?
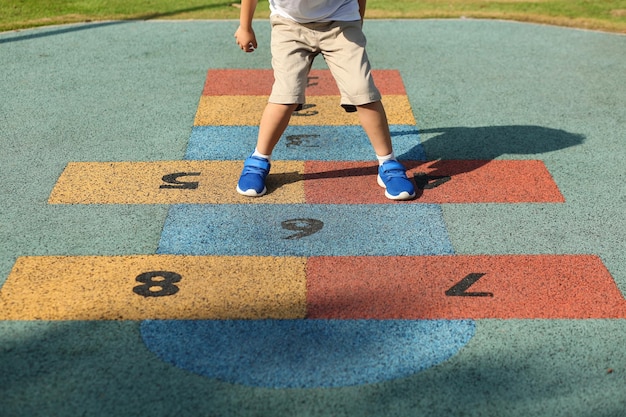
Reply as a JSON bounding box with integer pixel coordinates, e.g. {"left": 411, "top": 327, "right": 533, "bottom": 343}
{"left": 133, "top": 271, "right": 181, "bottom": 297}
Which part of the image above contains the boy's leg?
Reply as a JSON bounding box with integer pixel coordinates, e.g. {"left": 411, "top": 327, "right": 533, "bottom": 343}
{"left": 320, "top": 21, "right": 415, "bottom": 200}
{"left": 357, "top": 101, "right": 416, "bottom": 201}
{"left": 356, "top": 101, "right": 393, "bottom": 157}
{"left": 237, "top": 15, "right": 313, "bottom": 197}
{"left": 236, "top": 103, "right": 297, "bottom": 197}
{"left": 256, "top": 103, "right": 299, "bottom": 155}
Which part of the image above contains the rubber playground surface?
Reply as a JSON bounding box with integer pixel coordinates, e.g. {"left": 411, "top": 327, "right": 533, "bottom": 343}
{"left": 1, "top": 18, "right": 625, "bottom": 416}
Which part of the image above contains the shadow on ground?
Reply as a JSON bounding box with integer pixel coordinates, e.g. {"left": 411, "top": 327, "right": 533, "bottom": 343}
{"left": 2, "top": 320, "right": 625, "bottom": 416}
{"left": 264, "top": 125, "right": 585, "bottom": 195}
{"left": 411, "top": 125, "right": 585, "bottom": 160}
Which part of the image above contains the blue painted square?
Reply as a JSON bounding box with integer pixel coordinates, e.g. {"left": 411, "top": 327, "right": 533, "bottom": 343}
{"left": 185, "top": 125, "right": 426, "bottom": 161}
{"left": 157, "top": 204, "right": 453, "bottom": 256}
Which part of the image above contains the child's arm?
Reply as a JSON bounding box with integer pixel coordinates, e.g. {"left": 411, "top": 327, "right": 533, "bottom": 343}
{"left": 358, "top": 0, "right": 367, "bottom": 21}
{"left": 234, "top": 0, "right": 258, "bottom": 52}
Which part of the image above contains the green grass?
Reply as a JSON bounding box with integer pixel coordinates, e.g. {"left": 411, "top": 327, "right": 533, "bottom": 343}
{"left": 2, "top": 0, "right": 626, "bottom": 33}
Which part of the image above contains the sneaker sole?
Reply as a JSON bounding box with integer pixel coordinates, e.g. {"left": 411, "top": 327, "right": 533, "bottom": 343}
{"left": 236, "top": 185, "right": 267, "bottom": 197}
{"left": 377, "top": 174, "right": 416, "bottom": 201}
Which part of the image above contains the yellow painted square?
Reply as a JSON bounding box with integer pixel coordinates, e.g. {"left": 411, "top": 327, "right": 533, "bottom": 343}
{"left": 48, "top": 161, "right": 305, "bottom": 204}
{"left": 0, "top": 256, "right": 307, "bottom": 320}
{"left": 194, "top": 95, "right": 415, "bottom": 126}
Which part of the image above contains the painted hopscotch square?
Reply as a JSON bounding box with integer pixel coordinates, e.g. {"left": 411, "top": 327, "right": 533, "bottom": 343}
{"left": 193, "top": 95, "right": 415, "bottom": 126}
{"left": 307, "top": 255, "right": 626, "bottom": 319}
{"left": 201, "top": 69, "right": 407, "bottom": 96}
{"left": 304, "top": 159, "right": 565, "bottom": 204}
{"left": 185, "top": 125, "right": 426, "bottom": 161}
{"left": 48, "top": 160, "right": 562, "bottom": 205}
{"left": 157, "top": 204, "right": 454, "bottom": 257}
{"left": 48, "top": 161, "right": 305, "bottom": 204}
{"left": 0, "top": 255, "right": 307, "bottom": 320}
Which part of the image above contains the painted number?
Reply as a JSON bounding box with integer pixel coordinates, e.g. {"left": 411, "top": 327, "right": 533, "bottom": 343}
{"left": 307, "top": 76, "right": 319, "bottom": 87}
{"left": 445, "top": 273, "right": 494, "bottom": 297}
{"left": 414, "top": 172, "right": 451, "bottom": 190}
{"left": 160, "top": 172, "right": 201, "bottom": 189}
{"left": 133, "top": 271, "right": 181, "bottom": 297}
{"left": 281, "top": 218, "right": 324, "bottom": 240}
{"left": 286, "top": 134, "right": 321, "bottom": 148}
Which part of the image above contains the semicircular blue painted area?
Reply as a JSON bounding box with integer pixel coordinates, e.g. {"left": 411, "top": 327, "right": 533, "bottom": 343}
{"left": 141, "top": 319, "right": 475, "bottom": 388}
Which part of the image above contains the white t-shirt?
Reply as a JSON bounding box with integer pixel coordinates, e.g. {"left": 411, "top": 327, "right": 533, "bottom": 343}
{"left": 269, "top": 0, "right": 361, "bottom": 23}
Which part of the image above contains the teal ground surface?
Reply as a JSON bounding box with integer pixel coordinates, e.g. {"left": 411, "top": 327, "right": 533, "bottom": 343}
{"left": 1, "top": 19, "right": 626, "bottom": 416}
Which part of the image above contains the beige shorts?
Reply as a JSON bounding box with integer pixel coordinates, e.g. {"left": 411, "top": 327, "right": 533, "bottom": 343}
{"left": 268, "top": 15, "right": 381, "bottom": 108}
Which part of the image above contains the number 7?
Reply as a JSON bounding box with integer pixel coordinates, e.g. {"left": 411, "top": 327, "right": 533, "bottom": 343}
{"left": 445, "top": 273, "right": 494, "bottom": 297}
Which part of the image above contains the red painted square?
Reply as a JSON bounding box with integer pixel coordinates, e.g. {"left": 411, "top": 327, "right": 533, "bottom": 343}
{"left": 306, "top": 255, "right": 626, "bottom": 319}
{"left": 203, "top": 69, "right": 274, "bottom": 96}
{"left": 304, "top": 160, "right": 565, "bottom": 204}
{"left": 202, "top": 69, "right": 406, "bottom": 96}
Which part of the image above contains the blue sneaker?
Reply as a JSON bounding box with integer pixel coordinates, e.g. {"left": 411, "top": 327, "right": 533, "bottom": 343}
{"left": 377, "top": 160, "right": 416, "bottom": 200}
{"left": 236, "top": 156, "right": 270, "bottom": 197}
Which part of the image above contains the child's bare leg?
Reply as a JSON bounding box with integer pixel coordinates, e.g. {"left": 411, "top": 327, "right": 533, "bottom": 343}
{"left": 356, "top": 100, "right": 393, "bottom": 157}
{"left": 255, "top": 103, "right": 299, "bottom": 155}
{"left": 357, "top": 100, "right": 416, "bottom": 200}
{"left": 236, "top": 102, "right": 298, "bottom": 197}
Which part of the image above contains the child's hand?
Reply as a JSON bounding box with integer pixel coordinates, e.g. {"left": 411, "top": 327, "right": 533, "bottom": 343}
{"left": 234, "top": 26, "right": 257, "bottom": 52}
